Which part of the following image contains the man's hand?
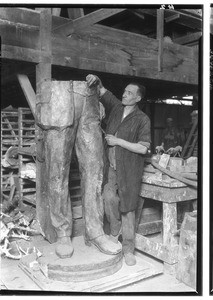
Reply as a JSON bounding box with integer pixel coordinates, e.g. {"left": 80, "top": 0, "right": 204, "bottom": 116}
{"left": 105, "top": 134, "right": 120, "bottom": 146}
{"left": 86, "top": 74, "right": 107, "bottom": 97}
{"left": 86, "top": 74, "right": 103, "bottom": 88}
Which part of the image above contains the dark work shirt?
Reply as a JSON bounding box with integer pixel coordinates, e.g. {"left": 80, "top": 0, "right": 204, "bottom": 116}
{"left": 100, "top": 90, "right": 151, "bottom": 212}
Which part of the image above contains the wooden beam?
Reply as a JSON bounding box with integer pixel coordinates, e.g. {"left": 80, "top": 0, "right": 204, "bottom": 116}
{"left": 134, "top": 9, "right": 202, "bottom": 30}
{"left": 17, "top": 74, "right": 36, "bottom": 119}
{"left": 67, "top": 8, "right": 84, "bottom": 19}
{"left": 178, "top": 9, "right": 202, "bottom": 18}
{"left": 36, "top": 8, "right": 55, "bottom": 243}
{"left": 137, "top": 220, "right": 162, "bottom": 236}
{"left": 35, "top": 8, "right": 50, "bottom": 13}
{"left": 53, "top": 8, "right": 126, "bottom": 36}
{"left": 1, "top": 44, "right": 41, "bottom": 62}
{"left": 135, "top": 233, "right": 178, "bottom": 264}
{"left": 1, "top": 32, "right": 199, "bottom": 85}
{"left": 140, "top": 183, "right": 197, "bottom": 203}
{"left": 130, "top": 10, "right": 145, "bottom": 20}
{"left": 157, "top": 9, "right": 164, "bottom": 72}
{"left": 174, "top": 32, "right": 202, "bottom": 45}
{"left": 0, "top": 7, "right": 71, "bottom": 31}
{"left": 0, "top": 7, "right": 201, "bottom": 30}
{"left": 0, "top": 7, "right": 40, "bottom": 27}
{"left": 165, "top": 14, "right": 180, "bottom": 23}
{"left": 0, "top": 9, "right": 199, "bottom": 85}
{"left": 157, "top": 9, "right": 164, "bottom": 39}
{"left": 163, "top": 203, "right": 178, "bottom": 246}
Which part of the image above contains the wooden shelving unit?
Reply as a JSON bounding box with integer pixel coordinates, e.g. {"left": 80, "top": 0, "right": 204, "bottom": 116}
{"left": 1, "top": 109, "right": 19, "bottom": 199}
{"left": 18, "top": 107, "right": 36, "bottom": 204}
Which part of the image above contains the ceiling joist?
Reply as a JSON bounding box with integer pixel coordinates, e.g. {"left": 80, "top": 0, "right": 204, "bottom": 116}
{"left": 165, "top": 14, "right": 180, "bottom": 23}
{"left": 174, "top": 32, "right": 202, "bottom": 45}
{"left": 132, "top": 9, "right": 202, "bottom": 30}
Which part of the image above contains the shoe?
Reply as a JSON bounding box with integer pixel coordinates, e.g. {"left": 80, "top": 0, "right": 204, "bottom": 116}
{"left": 85, "top": 234, "right": 122, "bottom": 255}
{"left": 124, "top": 252, "right": 136, "bottom": 266}
{"left": 55, "top": 236, "right": 74, "bottom": 259}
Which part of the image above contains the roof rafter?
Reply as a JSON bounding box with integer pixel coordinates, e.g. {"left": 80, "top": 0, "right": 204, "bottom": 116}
{"left": 52, "top": 8, "right": 126, "bottom": 36}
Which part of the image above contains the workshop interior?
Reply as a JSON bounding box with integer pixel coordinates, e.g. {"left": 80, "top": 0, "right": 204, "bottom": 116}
{"left": 0, "top": 5, "right": 202, "bottom": 294}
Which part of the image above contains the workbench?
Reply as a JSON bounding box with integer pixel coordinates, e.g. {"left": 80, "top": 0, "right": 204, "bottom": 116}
{"left": 135, "top": 171, "right": 197, "bottom": 275}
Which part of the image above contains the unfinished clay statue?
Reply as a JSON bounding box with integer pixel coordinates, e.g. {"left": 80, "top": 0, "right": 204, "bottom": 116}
{"left": 36, "top": 81, "right": 121, "bottom": 258}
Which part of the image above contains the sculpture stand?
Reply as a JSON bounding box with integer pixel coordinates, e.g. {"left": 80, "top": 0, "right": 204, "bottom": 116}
{"left": 19, "top": 236, "right": 163, "bottom": 292}
{"left": 37, "top": 236, "right": 122, "bottom": 282}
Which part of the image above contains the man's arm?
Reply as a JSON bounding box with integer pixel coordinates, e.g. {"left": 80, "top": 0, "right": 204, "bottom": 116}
{"left": 105, "top": 135, "right": 149, "bottom": 155}
{"left": 106, "top": 115, "right": 151, "bottom": 154}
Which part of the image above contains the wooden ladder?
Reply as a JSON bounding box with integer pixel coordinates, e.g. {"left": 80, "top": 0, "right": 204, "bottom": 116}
{"left": 181, "top": 117, "right": 198, "bottom": 159}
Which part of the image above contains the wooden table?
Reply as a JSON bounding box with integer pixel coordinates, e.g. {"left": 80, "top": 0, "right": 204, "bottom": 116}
{"left": 135, "top": 172, "right": 197, "bottom": 275}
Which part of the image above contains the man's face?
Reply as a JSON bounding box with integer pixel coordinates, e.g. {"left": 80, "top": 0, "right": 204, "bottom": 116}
{"left": 122, "top": 84, "right": 141, "bottom": 106}
{"left": 167, "top": 119, "right": 173, "bottom": 128}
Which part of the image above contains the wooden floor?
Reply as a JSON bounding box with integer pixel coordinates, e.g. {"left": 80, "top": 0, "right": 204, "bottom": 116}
{"left": 0, "top": 235, "right": 195, "bottom": 294}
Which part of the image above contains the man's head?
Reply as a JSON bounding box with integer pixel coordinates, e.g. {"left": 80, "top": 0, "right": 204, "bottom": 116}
{"left": 166, "top": 117, "right": 173, "bottom": 128}
{"left": 122, "top": 83, "right": 146, "bottom": 106}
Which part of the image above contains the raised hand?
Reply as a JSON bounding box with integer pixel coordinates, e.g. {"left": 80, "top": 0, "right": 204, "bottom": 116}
{"left": 86, "top": 74, "right": 103, "bottom": 88}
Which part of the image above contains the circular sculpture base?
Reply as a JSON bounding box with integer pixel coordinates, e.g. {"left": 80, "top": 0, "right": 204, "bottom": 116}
{"left": 38, "top": 236, "right": 123, "bottom": 282}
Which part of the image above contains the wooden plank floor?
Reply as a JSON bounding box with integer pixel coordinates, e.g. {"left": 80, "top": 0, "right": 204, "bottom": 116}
{"left": 0, "top": 235, "right": 194, "bottom": 293}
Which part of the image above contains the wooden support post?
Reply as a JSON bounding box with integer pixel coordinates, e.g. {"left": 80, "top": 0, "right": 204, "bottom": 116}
{"left": 135, "top": 197, "right": 144, "bottom": 232}
{"left": 157, "top": 9, "right": 164, "bottom": 72}
{"left": 36, "top": 8, "right": 55, "bottom": 242}
{"left": 163, "top": 203, "right": 177, "bottom": 246}
{"left": 163, "top": 202, "right": 178, "bottom": 274}
{"left": 176, "top": 212, "right": 197, "bottom": 288}
{"left": 17, "top": 74, "right": 36, "bottom": 119}
{"left": 52, "top": 8, "right": 61, "bottom": 17}
{"left": 67, "top": 8, "right": 84, "bottom": 19}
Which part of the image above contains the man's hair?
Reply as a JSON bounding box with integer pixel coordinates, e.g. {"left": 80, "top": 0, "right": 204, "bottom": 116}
{"left": 129, "top": 82, "right": 146, "bottom": 99}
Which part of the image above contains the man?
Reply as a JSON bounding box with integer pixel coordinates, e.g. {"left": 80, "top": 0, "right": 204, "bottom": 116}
{"left": 86, "top": 74, "right": 151, "bottom": 266}
{"left": 156, "top": 117, "right": 182, "bottom": 156}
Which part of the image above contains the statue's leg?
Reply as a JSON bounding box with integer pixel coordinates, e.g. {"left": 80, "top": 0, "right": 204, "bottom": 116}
{"left": 45, "top": 128, "right": 77, "bottom": 258}
{"left": 74, "top": 82, "right": 122, "bottom": 255}
{"left": 103, "top": 166, "right": 121, "bottom": 239}
{"left": 36, "top": 81, "right": 82, "bottom": 258}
